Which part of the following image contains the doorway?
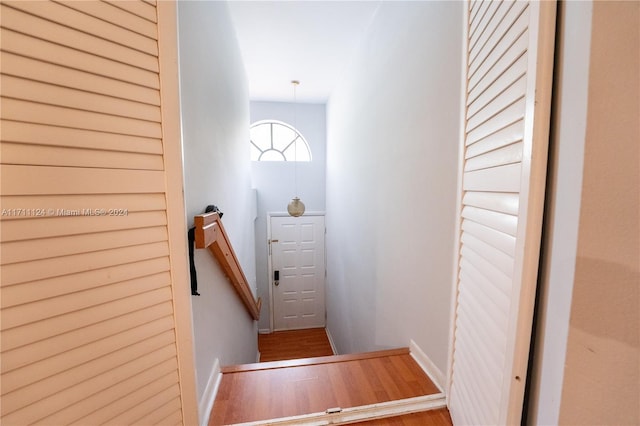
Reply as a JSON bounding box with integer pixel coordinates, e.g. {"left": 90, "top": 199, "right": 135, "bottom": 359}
{"left": 268, "top": 214, "right": 326, "bottom": 331}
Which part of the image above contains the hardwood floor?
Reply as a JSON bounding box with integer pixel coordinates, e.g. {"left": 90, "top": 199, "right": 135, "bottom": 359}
{"left": 258, "top": 327, "right": 334, "bottom": 362}
{"left": 211, "top": 329, "right": 452, "bottom": 426}
{"left": 353, "top": 408, "right": 453, "bottom": 425}
{"left": 210, "top": 349, "right": 441, "bottom": 425}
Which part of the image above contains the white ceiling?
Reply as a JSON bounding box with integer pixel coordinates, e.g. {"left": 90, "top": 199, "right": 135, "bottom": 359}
{"left": 228, "top": 1, "right": 381, "bottom": 103}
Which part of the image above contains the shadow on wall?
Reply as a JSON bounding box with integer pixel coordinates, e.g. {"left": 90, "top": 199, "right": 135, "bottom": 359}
{"left": 560, "top": 257, "right": 640, "bottom": 424}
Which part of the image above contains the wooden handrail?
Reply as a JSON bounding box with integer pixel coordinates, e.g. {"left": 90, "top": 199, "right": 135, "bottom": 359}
{"left": 194, "top": 212, "right": 261, "bottom": 320}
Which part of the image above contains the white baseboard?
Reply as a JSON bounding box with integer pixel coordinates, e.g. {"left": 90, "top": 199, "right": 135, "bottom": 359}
{"left": 409, "top": 340, "right": 445, "bottom": 393}
{"left": 199, "top": 358, "right": 222, "bottom": 426}
{"left": 325, "top": 327, "right": 338, "bottom": 355}
{"left": 234, "top": 393, "right": 446, "bottom": 425}
{"left": 258, "top": 328, "right": 271, "bottom": 334}
{"left": 256, "top": 351, "right": 261, "bottom": 363}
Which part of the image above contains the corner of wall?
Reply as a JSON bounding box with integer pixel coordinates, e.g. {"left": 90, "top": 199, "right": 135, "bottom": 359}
{"left": 198, "top": 358, "right": 222, "bottom": 426}
{"left": 410, "top": 340, "right": 446, "bottom": 393}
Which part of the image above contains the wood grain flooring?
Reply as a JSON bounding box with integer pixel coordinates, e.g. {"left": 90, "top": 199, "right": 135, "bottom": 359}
{"left": 210, "top": 349, "right": 441, "bottom": 425}
{"left": 353, "top": 408, "right": 453, "bottom": 425}
{"left": 258, "top": 327, "right": 334, "bottom": 362}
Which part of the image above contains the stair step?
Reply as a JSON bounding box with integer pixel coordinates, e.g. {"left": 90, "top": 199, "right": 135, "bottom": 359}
{"left": 222, "top": 347, "right": 410, "bottom": 373}
{"left": 211, "top": 347, "right": 443, "bottom": 425}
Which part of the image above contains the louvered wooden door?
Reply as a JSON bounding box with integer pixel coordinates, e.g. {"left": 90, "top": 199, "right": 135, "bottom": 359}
{"left": 449, "top": 1, "right": 556, "bottom": 424}
{"left": 0, "top": 1, "right": 197, "bottom": 424}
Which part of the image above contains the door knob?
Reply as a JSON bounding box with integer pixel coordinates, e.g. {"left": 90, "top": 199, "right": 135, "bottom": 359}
{"left": 274, "top": 270, "right": 279, "bottom": 286}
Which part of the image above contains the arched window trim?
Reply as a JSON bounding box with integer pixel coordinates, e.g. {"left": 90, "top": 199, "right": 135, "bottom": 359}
{"left": 250, "top": 119, "right": 312, "bottom": 162}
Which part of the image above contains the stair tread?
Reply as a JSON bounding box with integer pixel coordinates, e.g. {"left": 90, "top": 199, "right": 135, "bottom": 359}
{"left": 221, "top": 347, "right": 410, "bottom": 373}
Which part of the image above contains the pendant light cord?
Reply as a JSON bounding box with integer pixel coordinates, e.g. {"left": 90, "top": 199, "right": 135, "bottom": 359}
{"left": 292, "top": 80, "right": 299, "bottom": 197}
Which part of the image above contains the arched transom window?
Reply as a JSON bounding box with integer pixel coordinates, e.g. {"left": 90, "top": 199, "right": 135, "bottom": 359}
{"left": 250, "top": 120, "right": 311, "bottom": 162}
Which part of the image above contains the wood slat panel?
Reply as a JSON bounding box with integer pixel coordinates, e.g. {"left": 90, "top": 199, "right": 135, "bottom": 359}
{"left": 469, "top": 1, "right": 529, "bottom": 79}
{"left": 2, "top": 272, "right": 170, "bottom": 330}
{"left": 69, "top": 363, "right": 178, "bottom": 425}
{"left": 0, "top": 193, "right": 165, "bottom": 220}
{"left": 0, "top": 2, "right": 190, "bottom": 425}
{"left": 469, "top": 0, "right": 490, "bottom": 38}
{"left": 1, "top": 165, "right": 165, "bottom": 195}
{"left": 455, "top": 310, "right": 506, "bottom": 387}
{"left": 1, "top": 52, "right": 161, "bottom": 106}
{"left": 468, "top": 52, "right": 528, "bottom": 115}
{"left": 466, "top": 119, "right": 524, "bottom": 156}
{"left": 115, "top": 391, "right": 181, "bottom": 426}
{"left": 0, "top": 241, "right": 169, "bottom": 287}
{"left": 0, "top": 120, "right": 162, "bottom": 154}
{"left": 454, "top": 320, "right": 504, "bottom": 400}
{"left": 451, "top": 339, "right": 498, "bottom": 425}
{"left": 53, "top": 0, "right": 157, "bottom": 39}
{"left": 1, "top": 211, "right": 167, "bottom": 242}
{"left": 460, "top": 258, "right": 510, "bottom": 310}
{"left": 35, "top": 359, "right": 177, "bottom": 426}
{"left": 470, "top": 30, "right": 529, "bottom": 103}
{"left": 1, "top": 343, "right": 177, "bottom": 424}
{"left": 462, "top": 218, "right": 516, "bottom": 256}
{"left": 457, "top": 289, "right": 507, "bottom": 359}
{"left": 1, "top": 143, "right": 164, "bottom": 171}
{"left": 2, "top": 317, "right": 175, "bottom": 394}
{"left": 464, "top": 141, "right": 523, "bottom": 172}
{"left": 466, "top": 98, "right": 526, "bottom": 145}
{"left": 1, "top": 98, "right": 162, "bottom": 138}
{"left": 463, "top": 191, "right": 519, "bottom": 215}
{"left": 459, "top": 270, "right": 510, "bottom": 338}
{"left": 453, "top": 338, "right": 499, "bottom": 424}
{"left": 71, "top": 371, "right": 179, "bottom": 426}
{"left": 1, "top": 75, "right": 161, "bottom": 122}
{"left": 1, "top": 272, "right": 171, "bottom": 330}
{"left": 1, "top": 302, "right": 174, "bottom": 373}
{"left": 461, "top": 205, "right": 518, "bottom": 236}
{"left": 469, "top": 0, "right": 483, "bottom": 27}
{"left": 463, "top": 163, "right": 522, "bottom": 193}
{"left": 2, "top": 236, "right": 168, "bottom": 290}
{"left": 469, "top": 1, "right": 513, "bottom": 58}
{"left": 0, "top": 286, "right": 172, "bottom": 352}
{"left": 450, "top": 383, "right": 474, "bottom": 426}
{"left": 103, "top": 0, "right": 158, "bottom": 23}
{"left": 461, "top": 232, "right": 515, "bottom": 278}
{"left": 0, "top": 29, "right": 159, "bottom": 90}
{"left": 0, "top": 5, "right": 158, "bottom": 73}
{"left": 3, "top": 0, "right": 158, "bottom": 55}
{"left": 469, "top": 0, "right": 504, "bottom": 56}
{"left": 467, "top": 76, "right": 527, "bottom": 132}
{"left": 159, "top": 409, "right": 183, "bottom": 426}
{"left": 460, "top": 245, "right": 512, "bottom": 298}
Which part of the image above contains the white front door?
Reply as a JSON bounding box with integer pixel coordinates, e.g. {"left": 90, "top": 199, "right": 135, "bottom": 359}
{"left": 270, "top": 215, "right": 325, "bottom": 330}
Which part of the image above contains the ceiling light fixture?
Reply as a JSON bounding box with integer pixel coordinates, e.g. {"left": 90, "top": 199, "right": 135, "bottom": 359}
{"left": 287, "top": 80, "right": 305, "bottom": 217}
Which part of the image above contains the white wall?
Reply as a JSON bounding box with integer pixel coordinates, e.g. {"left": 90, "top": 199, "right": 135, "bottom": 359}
{"left": 528, "top": 1, "right": 640, "bottom": 424}
{"left": 250, "top": 101, "right": 326, "bottom": 331}
{"left": 325, "top": 1, "right": 462, "bottom": 374}
{"left": 177, "top": 0, "right": 258, "bottom": 411}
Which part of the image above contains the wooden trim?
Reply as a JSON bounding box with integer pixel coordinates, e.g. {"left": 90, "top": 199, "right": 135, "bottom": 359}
{"left": 222, "top": 348, "right": 410, "bottom": 374}
{"left": 228, "top": 393, "right": 447, "bottom": 426}
{"left": 501, "top": 2, "right": 557, "bottom": 424}
{"left": 156, "top": 2, "right": 199, "bottom": 424}
{"left": 194, "top": 212, "right": 261, "bottom": 320}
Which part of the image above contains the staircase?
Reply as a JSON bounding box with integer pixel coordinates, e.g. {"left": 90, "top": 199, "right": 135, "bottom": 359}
{"left": 209, "top": 348, "right": 447, "bottom": 425}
